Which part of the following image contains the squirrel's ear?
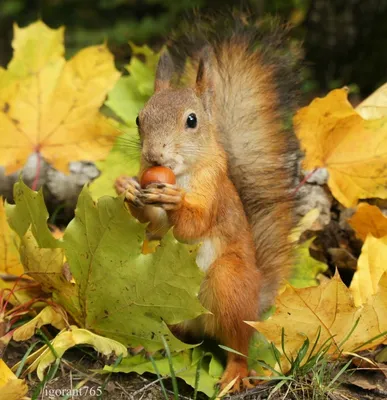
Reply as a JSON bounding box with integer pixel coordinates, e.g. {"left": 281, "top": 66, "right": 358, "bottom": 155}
{"left": 155, "top": 51, "right": 174, "bottom": 93}
{"left": 195, "top": 46, "right": 213, "bottom": 115}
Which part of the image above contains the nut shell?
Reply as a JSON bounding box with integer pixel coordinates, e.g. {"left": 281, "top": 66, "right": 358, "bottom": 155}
{"left": 140, "top": 166, "right": 176, "bottom": 188}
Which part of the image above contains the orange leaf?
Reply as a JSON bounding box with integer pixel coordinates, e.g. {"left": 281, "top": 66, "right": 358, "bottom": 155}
{"left": 348, "top": 203, "right": 387, "bottom": 241}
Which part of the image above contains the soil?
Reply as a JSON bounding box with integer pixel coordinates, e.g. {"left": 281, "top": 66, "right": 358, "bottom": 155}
{"left": 4, "top": 338, "right": 387, "bottom": 400}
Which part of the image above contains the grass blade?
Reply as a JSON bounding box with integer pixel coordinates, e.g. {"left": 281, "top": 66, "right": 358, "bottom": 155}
{"left": 15, "top": 340, "right": 40, "bottom": 378}
{"left": 149, "top": 354, "right": 169, "bottom": 400}
{"left": 193, "top": 354, "right": 203, "bottom": 400}
{"left": 328, "top": 359, "right": 352, "bottom": 388}
{"left": 161, "top": 335, "right": 179, "bottom": 400}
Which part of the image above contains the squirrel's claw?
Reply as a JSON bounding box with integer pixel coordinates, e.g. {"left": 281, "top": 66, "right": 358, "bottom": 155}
{"left": 114, "top": 176, "right": 144, "bottom": 207}
{"left": 140, "top": 184, "right": 183, "bottom": 210}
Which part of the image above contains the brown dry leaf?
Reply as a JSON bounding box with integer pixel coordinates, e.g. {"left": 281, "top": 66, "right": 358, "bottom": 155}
{"left": 356, "top": 82, "right": 387, "bottom": 120}
{"left": 348, "top": 203, "right": 387, "bottom": 241}
{"left": 350, "top": 234, "right": 387, "bottom": 306}
{"left": 248, "top": 272, "right": 387, "bottom": 373}
{"left": 294, "top": 88, "right": 387, "bottom": 207}
{"left": 0, "top": 198, "right": 24, "bottom": 275}
{"left": 0, "top": 21, "right": 120, "bottom": 174}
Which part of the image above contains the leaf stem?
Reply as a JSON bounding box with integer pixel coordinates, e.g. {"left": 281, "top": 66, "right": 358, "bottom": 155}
{"left": 291, "top": 168, "right": 318, "bottom": 196}
{"left": 31, "top": 150, "right": 41, "bottom": 191}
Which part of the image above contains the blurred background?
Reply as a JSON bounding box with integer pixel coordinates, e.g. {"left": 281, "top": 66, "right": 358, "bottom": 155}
{"left": 0, "top": 0, "right": 387, "bottom": 101}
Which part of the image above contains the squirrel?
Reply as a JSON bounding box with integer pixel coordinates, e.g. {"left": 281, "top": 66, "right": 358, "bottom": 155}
{"left": 115, "top": 15, "right": 300, "bottom": 391}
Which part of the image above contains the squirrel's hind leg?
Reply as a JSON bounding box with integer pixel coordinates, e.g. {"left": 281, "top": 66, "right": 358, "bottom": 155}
{"left": 200, "top": 247, "right": 261, "bottom": 392}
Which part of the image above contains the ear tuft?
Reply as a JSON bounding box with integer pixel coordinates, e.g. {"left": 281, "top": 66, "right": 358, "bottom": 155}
{"left": 155, "top": 51, "right": 174, "bottom": 93}
{"left": 195, "top": 46, "right": 213, "bottom": 114}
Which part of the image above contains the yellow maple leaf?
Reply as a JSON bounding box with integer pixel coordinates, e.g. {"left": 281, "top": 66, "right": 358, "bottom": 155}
{"left": 248, "top": 272, "right": 387, "bottom": 373}
{"left": 0, "top": 198, "right": 24, "bottom": 276}
{"left": 0, "top": 21, "right": 120, "bottom": 174}
{"left": 13, "top": 325, "right": 127, "bottom": 380}
{"left": 350, "top": 234, "right": 387, "bottom": 306}
{"left": 356, "top": 82, "right": 387, "bottom": 120}
{"left": 13, "top": 306, "right": 67, "bottom": 341}
{"left": 0, "top": 359, "right": 28, "bottom": 400}
{"left": 294, "top": 88, "right": 387, "bottom": 207}
{"left": 348, "top": 203, "right": 387, "bottom": 241}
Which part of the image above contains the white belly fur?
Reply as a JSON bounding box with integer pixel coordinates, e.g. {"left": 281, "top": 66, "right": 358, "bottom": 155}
{"left": 196, "top": 237, "right": 219, "bottom": 272}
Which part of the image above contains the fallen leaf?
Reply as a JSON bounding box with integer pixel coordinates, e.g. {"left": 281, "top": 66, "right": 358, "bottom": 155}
{"left": 14, "top": 326, "right": 127, "bottom": 381}
{"left": 64, "top": 187, "right": 207, "bottom": 351}
{"left": 248, "top": 272, "right": 387, "bottom": 373}
{"left": 294, "top": 88, "right": 387, "bottom": 207}
{"left": 0, "top": 20, "right": 120, "bottom": 174}
{"left": 288, "top": 209, "right": 328, "bottom": 288}
{"left": 0, "top": 359, "right": 28, "bottom": 400}
{"left": 18, "top": 229, "right": 82, "bottom": 321}
{"left": 290, "top": 237, "right": 328, "bottom": 288}
{"left": 0, "top": 198, "right": 24, "bottom": 275}
{"left": 103, "top": 331, "right": 274, "bottom": 397}
{"left": 350, "top": 234, "right": 387, "bottom": 306}
{"left": 8, "top": 181, "right": 207, "bottom": 352}
{"left": 7, "top": 179, "right": 61, "bottom": 248}
{"left": 13, "top": 306, "right": 67, "bottom": 341}
{"left": 348, "top": 203, "right": 387, "bottom": 241}
{"left": 6, "top": 180, "right": 81, "bottom": 321}
{"left": 356, "top": 82, "right": 387, "bottom": 120}
{"left": 103, "top": 347, "right": 222, "bottom": 397}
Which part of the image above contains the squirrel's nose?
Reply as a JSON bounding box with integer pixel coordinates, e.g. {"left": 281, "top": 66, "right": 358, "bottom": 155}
{"left": 145, "top": 150, "right": 163, "bottom": 166}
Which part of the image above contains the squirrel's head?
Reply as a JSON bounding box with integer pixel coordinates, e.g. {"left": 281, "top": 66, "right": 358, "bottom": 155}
{"left": 137, "top": 48, "right": 215, "bottom": 176}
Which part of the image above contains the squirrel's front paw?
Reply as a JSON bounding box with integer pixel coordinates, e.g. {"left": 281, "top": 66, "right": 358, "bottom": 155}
{"left": 140, "top": 183, "right": 184, "bottom": 211}
{"left": 114, "top": 176, "right": 144, "bottom": 207}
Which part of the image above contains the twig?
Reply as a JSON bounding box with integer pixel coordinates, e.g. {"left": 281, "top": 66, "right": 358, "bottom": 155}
{"left": 114, "top": 381, "right": 132, "bottom": 398}
{"left": 129, "top": 376, "right": 167, "bottom": 398}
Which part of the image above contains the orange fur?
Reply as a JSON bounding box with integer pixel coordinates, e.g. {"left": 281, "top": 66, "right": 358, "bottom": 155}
{"left": 115, "top": 19, "right": 299, "bottom": 392}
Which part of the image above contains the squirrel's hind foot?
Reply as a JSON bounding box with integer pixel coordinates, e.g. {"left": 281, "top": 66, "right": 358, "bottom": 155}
{"left": 218, "top": 356, "right": 256, "bottom": 393}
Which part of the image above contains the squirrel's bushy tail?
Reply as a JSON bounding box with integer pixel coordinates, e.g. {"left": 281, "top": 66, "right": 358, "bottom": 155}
{"left": 172, "top": 14, "right": 301, "bottom": 313}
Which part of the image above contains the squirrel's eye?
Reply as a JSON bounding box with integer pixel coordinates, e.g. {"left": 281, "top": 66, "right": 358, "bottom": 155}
{"left": 136, "top": 116, "right": 140, "bottom": 127}
{"left": 186, "top": 113, "right": 197, "bottom": 129}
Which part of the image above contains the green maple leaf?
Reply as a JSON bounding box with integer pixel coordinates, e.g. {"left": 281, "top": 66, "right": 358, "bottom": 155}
{"left": 103, "top": 347, "right": 223, "bottom": 397}
{"left": 290, "top": 238, "right": 328, "bottom": 288}
{"left": 64, "top": 187, "right": 207, "bottom": 351}
{"left": 105, "top": 42, "right": 160, "bottom": 126}
{"left": 7, "top": 180, "right": 207, "bottom": 352}
{"left": 6, "top": 180, "right": 81, "bottom": 319}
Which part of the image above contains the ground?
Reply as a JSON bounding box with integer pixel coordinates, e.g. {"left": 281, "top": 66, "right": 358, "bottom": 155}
{"left": 4, "top": 338, "right": 387, "bottom": 400}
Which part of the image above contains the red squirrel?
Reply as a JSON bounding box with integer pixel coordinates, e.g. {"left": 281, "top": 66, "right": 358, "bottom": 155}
{"left": 115, "top": 17, "right": 299, "bottom": 391}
